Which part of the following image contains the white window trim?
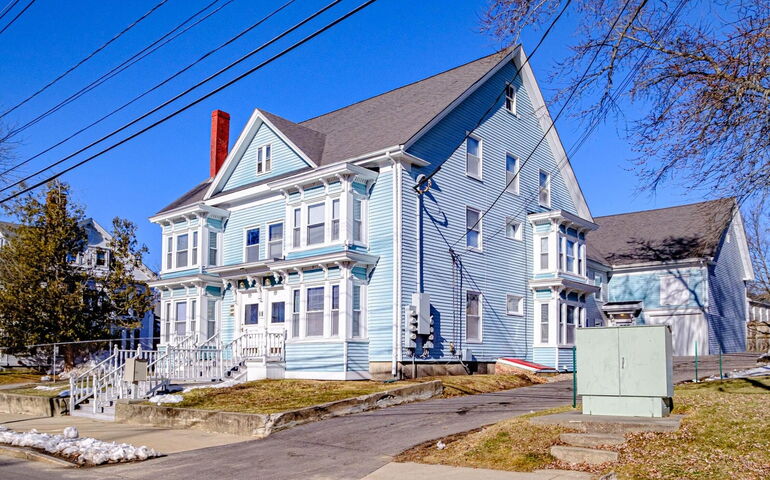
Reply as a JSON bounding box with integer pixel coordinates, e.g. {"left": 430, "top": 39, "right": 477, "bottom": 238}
{"left": 242, "top": 298, "right": 261, "bottom": 327}
{"left": 505, "top": 152, "right": 520, "bottom": 195}
{"left": 465, "top": 290, "right": 483, "bottom": 343}
{"left": 506, "top": 294, "right": 524, "bottom": 316}
{"left": 535, "top": 300, "right": 552, "bottom": 346}
{"left": 465, "top": 205, "right": 483, "bottom": 252}
{"left": 163, "top": 231, "right": 200, "bottom": 273}
{"left": 536, "top": 234, "right": 550, "bottom": 272}
{"left": 465, "top": 134, "right": 483, "bottom": 181}
{"left": 207, "top": 230, "right": 220, "bottom": 267}
{"left": 350, "top": 280, "right": 367, "bottom": 339}
{"left": 267, "top": 220, "right": 284, "bottom": 260}
{"left": 557, "top": 299, "right": 584, "bottom": 347}
{"left": 243, "top": 225, "right": 261, "bottom": 263}
{"left": 256, "top": 143, "right": 272, "bottom": 175}
{"left": 539, "top": 170, "right": 551, "bottom": 207}
{"left": 351, "top": 193, "right": 368, "bottom": 247}
{"left": 285, "top": 192, "right": 360, "bottom": 255}
{"left": 505, "top": 217, "right": 522, "bottom": 241}
{"left": 505, "top": 82, "right": 518, "bottom": 115}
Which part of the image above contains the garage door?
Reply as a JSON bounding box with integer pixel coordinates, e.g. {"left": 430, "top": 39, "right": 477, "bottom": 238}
{"left": 646, "top": 313, "right": 707, "bottom": 356}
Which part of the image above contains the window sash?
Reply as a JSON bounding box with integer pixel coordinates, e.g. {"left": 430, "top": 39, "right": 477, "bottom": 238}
{"left": 268, "top": 223, "right": 283, "bottom": 259}
{"left": 505, "top": 84, "right": 517, "bottom": 113}
{"left": 244, "top": 304, "right": 259, "bottom": 325}
{"left": 540, "top": 236, "right": 549, "bottom": 270}
{"left": 505, "top": 218, "right": 519, "bottom": 239}
{"left": 206, "top": 299, "right": 217, "bottom": 339}
{"left": 191, "top": 231, "right": 198, "bottom": 266}
{"left": 466, "top": 137, "right": 481, "bottom": 178}
{"left": 353, "top": 198, "right": 363, "bottom": 242}
{"left": 466, "top": 208, "right": 481, "bottom": 249}
{"left": 257, "top": 145, "right": 272, "bottom": 174}
{"left": 331, "top": 199, "right": 340, "bottom": 241}
{"left": 307, "top": 204, "right": 325, "bottom": 245}
{"left": 245, "top": 228, "right": 260, "bottom": 262}
{"left": 165, "top": 303, "right": 172, "bottom": 342}
{"left": 176, "top": 234, "right": 189, "bottom": 268}
{"left": 540, "top": 304, "right": 549, "bottom": 343}
{"left": 466, "top": 292, "right": 481, "bottom": 341}
{"left": 539, "top": 171, "right": 550, "bottom": 206}
{"left": 306, "top": 287, "right": 324, "bottom": 336}
{"left": 506, "top": 295, "right": 522, "bottom": 315}
{"left": 505, "top": 154, "right": 519, "bottom": 193}
{"left": 208, "top": 231, "right": 218, "bottom": 266}
{"left": 291, "top": 289, "right": 300, "bottom": 338}
{"left": 271, "top": 302, "right": 285, "bottom": 323}
{"left": 190, "top": 300, "right": 197, "bottom": 336}
{"left": 293, "top": 208, "right": 301, "bottom": 248}
{"left": 566, "top": 240, "right": 575, "bottom": 272}
{"left": 331, "top": 285, "right": 339, "bottom": 336}
{"left": 175, "top": 302, "right": 187, "bottom": 336}
{"left": 166, "top": 237, "right": 172, "bottom": 269}
{"left": 352, "top": 284, "right": 362, "bottom": 338}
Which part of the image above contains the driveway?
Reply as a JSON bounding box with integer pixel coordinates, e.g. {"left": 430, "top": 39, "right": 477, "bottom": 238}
{"left": 1, "top": 354, "right": 762, "bottom": 480}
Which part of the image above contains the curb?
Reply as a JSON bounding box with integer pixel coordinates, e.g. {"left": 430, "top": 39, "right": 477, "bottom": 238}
{"left": 0, "top": 444, "right": 77, "bottom": 468}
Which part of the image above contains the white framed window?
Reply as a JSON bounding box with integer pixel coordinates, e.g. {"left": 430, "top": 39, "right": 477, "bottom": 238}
{"left": 95, "top": 249, "right": 107, "bottom": 267}
{"left": 660, "top": 274, "right": 690, "bottom": 305}
{"left": 176, "top": 234, "right": 189, "bottom": 268}
{"left": 305, "top": 286, "right": 324, "bottom": 336}
{"left": 506, "top": 294, "right": 523, "bottom": 315}
{"left": 166, "top": 237, "right": 172, "bottom": 270}
{"left": 291, "top": 289, "right": 300, "bottom": 338}
{"left": 164, "top": 302, "right": 172, "bottom": 342}
{"left": 539, "top": 236, "right": 549, "bottom": 270}
{"left": 245, "top": 227, "right": 260, "bottom": 262}
{"left": 558, "top": 303, "right": 579, "bottom": 345}
{"left": 271, "top": 302, "right": 285, "bottom": 324}
{"left": 206, "top": 298, "right": 217, "bottom": 339}
{"left": 244, "top": 303, "right": 259, "bottom": 325}
{"left": 307, "top": 203, "right": 325, "bottom": 245}
{"left": 331, "top": 285, "right": 340, "bottom": 336}
{"left": 268, "top": 222, "right": 283, "bottom": 259}
{"left": 191, "top": 232, "right": 198, "bottom": 266}
{"left": 292, "top": 208, "right": 301, "bottom": 248}
{"left": 256, "top": 144, "right": 272, "bottom": 174}
{"left": 505, "top": 83, "right": 517, "bottom": 114}
{"left": 578, "top": 244, "right": 584, "bottom": 275}
{"left": 505, "top": 217, "right": 522, "bottom": 240}
{"left": 466, "top": 291, "right": 482, "bottom": 342}
{"left": 331, "top": 199, "right": 340, "bottom": 241}
{"left": 466, "top": 207, "right": 482, "bottom": 250}
{"left": 352, "top": 283, "right": 364, "bottom": 338}
{"left": 175, "top": 301, "right": 187, "bottom": 336}
{"left": 539, "top": 302, "right": 549, "bottom": 344}
{"left": 566, "top": 239, "right": 576, "bottom": 272}
{"left": 539, "top": 170, "right": 551, "bottom": 207}
{"left": 465, "top": 135, "right": 482, "bottom": 180}
{"left": 190, "top": 299, "right": 197, "bottom": 336}
{"left": 505, "top": 153, "right": 519, "bottom": 194}
{"left": 208, "top": 231, "right": 218, "bottom": 266}
{"left": 353, "top": 197, "right": 364, "bottom": 243}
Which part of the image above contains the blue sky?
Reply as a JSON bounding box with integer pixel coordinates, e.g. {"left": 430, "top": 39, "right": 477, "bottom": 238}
{"left": 0, "top": 0, "right": 710, "bottom": 270}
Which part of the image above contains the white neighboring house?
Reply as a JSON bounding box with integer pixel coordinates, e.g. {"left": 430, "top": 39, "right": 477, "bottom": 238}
{"left": 0, "top": 218, "right": 158, "bottom": 350}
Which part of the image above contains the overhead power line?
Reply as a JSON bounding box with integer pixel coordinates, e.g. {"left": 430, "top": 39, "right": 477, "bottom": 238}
{"left": 0, "top": 0, "right": 379, "bottom": 204}
{"left": 0, "top": 0, "right": 22, "bottom": 23}
{"left": 0, "top": 0, "right": 171, "bottom": 118}
{"left": 449, "top": 0, "right": 646, "bottom": 249}
{"left": 0, "top": 0, "right": 336, "bottom": 195}
{"left": 0, "top": 0, "right": 293, "bottom": 179}
{"left": 2, "top": 0, "right": 231, "bottom": 139}
{"left": 0, "top": 0, "right": 35, "bottom": 35}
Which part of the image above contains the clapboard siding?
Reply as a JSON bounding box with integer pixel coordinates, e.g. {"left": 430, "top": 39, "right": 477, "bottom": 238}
{"left": 404, "top": 60, "right": 578, "bottom": 362}
{"left": 285, "top": 342, "right": 344, "bottom": 372}
{"left": 707, "top": 219, "right": 747, "bottom": 353}
{"left": 222, "top": 197, "right": 284, "bottom": 266}
{"left": 220, "top": 287, "right": 236, "bottom": 345}
{"left": 222, "top": 122, "right": 311, "bottom": 191}
{"left": 608, "top": 267, "right": 707, "bottom": 314}
{"left": 347, "top": 341, "right": 369, "bottom": 372}
{"left": 367, "top": 168, "right": 394, "bottom": 362}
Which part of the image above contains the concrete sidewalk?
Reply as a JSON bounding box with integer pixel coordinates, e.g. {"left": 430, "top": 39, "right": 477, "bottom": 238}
{"left": 363, "top": 462, "right": 594, "bottom": 479}
{"left": 0, "top": 413, "right": 251, "bottom": 454}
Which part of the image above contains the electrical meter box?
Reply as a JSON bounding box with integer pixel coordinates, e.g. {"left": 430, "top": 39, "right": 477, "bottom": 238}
{"left": 576, "top": 325, "right": 673, "bottom": 417}
{"left": 411, "top": 293, "right": 431, "bottom": 335}
{"left": 123, "top": 357, "right": 148, "bottom": 383}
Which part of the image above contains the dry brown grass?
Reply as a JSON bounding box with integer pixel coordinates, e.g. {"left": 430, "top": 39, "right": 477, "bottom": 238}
{"left": 397, "top": 376, "right": 770, "bottom": 480}
{"left": 0, "top": 369, "right": 41, "bottom": 386}
{"left": 414, "top": 373, "right": 539, "bottom": 397}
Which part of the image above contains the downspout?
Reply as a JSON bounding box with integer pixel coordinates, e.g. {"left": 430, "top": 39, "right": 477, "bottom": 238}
{"left": 391, "top": 156, "right": 403, "bottom": 378}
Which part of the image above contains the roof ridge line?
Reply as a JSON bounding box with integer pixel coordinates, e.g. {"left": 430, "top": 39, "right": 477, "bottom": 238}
{"left": 594, "top": 197, "right": 734, "bottom": 220}
{"left": 298, "top": 49, "right": 512, "bottom": 125}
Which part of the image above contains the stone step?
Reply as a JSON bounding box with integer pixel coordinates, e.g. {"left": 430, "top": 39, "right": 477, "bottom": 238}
{"left": 550, "top": 446, "right": 619, "bottom": 466}
{"left": 560, "top": 433, "right": 626, "bottom": 448}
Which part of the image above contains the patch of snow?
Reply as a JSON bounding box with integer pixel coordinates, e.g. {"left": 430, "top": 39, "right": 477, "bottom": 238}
{"left": 34, "top": 385, "right": 65, "bottom": 391}
{"left": 182, "top": 379, "right": 239, "bottom": 393}
{"left": 148, "top": 394, "right": 183, "bottom": 404}
{"left": 705, "top": 364, "right": 770, "bottom": 381}
{"left": 436, "top": 441, "right": 446, "bottom": 450}
{"left": 0, "top": 426, "right": 160, "bottom": 465}
{"left": 40, "top": 376, "right": 51, "bottom": 382}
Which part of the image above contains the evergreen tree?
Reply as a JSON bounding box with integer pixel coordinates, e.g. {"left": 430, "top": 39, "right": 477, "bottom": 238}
{"left": 0, "top": 181, "right": 154, "bottom": 366}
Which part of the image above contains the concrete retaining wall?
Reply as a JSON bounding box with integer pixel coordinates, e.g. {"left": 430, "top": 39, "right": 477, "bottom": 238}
{"left": 116, "top": 380, "right": 443, "bottom": 437}
{"left": 0, "top": 392, "right": 68, "bottom": 417}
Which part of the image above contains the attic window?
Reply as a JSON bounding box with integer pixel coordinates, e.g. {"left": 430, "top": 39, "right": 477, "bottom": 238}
{"left": 256, "top": 144, "right": 272, "bottom": 174}
{"left": 505, "top": 83, "right": 517, "bottom": 114}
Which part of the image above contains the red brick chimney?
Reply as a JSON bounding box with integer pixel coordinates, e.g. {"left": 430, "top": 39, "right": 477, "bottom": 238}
{"left": 209, "top": 110, "right": 230, "bottom": 177}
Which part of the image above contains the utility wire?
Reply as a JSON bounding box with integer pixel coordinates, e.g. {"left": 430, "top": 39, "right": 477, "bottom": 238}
{"left": 0, "top": 0, "right": 21, "bottom": 23}
{"left": 2, "top": 0, "right": 228, "bottom": 139}
{"left": 414, "top": 0, "right": 572, "bottom": 193}
{"left": 0, "top": 0, "right": 338, "bottom": 195}
{"left": 0, "top": 0, "right": 171, "bottom": 118}
{"left": 0, "top": 0, "right": 295, "bottom": 179}
{"left": 462, "top": 0, "right": 686, "bottom": 250}
{"left": 0, "top": 0, "right": 378, "bottom": 204}
{"left": 448, "top": 0, "right": 646, "bottom": 249}
{"left": 0, "top": 0, "right": 34, "bottom": 35}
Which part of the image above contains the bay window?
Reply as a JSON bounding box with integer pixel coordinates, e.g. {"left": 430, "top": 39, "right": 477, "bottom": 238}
{"left": 539, "top": 236, "right": 549, "bottom": 270}
{"left": 307, "top": 203, "right": 325, "bottom": 245}
{"left": 306, "top": 287, "right": 324, "bottom": 336}
{"left": 331, "top": 285, "right": 339, "bottom": 336}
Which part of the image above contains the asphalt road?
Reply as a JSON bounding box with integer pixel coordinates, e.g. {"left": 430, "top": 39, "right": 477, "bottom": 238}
{"left": 1, "top": 353, "right": 762, "bottom": 480}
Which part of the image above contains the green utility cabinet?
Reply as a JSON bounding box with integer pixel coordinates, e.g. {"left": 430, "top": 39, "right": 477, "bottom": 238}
{"left": 576, "top": 325, "right": 673, "bottom": 417}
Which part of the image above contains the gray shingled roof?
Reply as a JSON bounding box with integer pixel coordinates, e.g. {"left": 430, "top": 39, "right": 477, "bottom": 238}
{"left": 156, "top": 50, "right": 512, "bottom": 215}
{"left": 589, "top": 198, "right": 736, "bottom": 267}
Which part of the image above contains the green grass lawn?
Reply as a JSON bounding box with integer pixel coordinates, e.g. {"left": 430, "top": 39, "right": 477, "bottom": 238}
{"left": 0, "top": 369, "right": 42, "bottom": 386}
{"left": 397, "top": 376, "right": 770, "bottom": 480}
{"left": 167, "top": 373, "right": 544, "bottom": 414}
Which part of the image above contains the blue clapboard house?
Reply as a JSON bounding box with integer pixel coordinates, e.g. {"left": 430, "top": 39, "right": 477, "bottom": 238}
{"left": 149, "top": 47, "right": 752, "bottom": 378}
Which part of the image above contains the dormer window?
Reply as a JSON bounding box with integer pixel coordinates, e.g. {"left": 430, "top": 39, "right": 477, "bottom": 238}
{"left": 256, "top": 144, "right": 272, "bottom": 174}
